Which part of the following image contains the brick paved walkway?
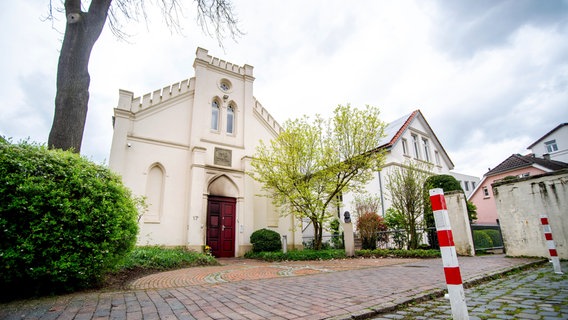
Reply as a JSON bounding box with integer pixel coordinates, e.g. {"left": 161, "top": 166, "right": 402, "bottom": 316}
{"left": 0, "top": 255, "right": 544, "bottom": 320}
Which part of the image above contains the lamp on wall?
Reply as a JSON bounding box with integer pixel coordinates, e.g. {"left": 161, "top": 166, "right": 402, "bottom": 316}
{"left": 223, "top": 95, "right": 229, "bottom": 101}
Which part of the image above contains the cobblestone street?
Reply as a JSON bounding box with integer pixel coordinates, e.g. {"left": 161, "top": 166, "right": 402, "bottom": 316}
{"left": 372, "top": 261, "right": 568, "bottom": 320}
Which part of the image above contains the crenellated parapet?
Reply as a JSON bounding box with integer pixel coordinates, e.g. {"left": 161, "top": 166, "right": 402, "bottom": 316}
{"left": 195, "top": 47, "right": 254, "bottom": 77}
{"left": 117, "top": 78, "right": 195, "bottom": 112}
{"left": 253, "top": 99, "right": 282, "bottom": 134}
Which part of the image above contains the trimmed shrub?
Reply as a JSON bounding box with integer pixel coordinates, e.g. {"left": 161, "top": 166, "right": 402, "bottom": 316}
{"left": 473, "top": 230, "right": 493, "bottom": 250}
{"left": 483, "top": 229, "right": 503, "bottom": 247}
{"left": 250, "top": 228, "right": 281, "bottom": 252}
{"left": 356, "top": 212, "right": 387, "bottom": 250}
{"left": 0, "top": 141, "right": 139, "bottom": 299}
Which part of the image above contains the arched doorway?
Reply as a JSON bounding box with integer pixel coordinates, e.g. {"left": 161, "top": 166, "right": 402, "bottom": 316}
{"left": 206, "top": 196, "right": 236, "bottom": 257}
{"left": 206, "top": 175, "right": 239, "bottom": 258}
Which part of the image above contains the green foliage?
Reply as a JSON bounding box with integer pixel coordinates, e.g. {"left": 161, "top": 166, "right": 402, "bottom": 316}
{"left": 466, "top": 200, "right": 478, "bottom": 222}
{"left": 424, "top": 174, "right": 463, "bottom": 192}
{"left": 356, "top": 248, "right": 441, "bottom": 259}
{"left": 0, "top": 141, "right": 139, "bottom": 299}
{"left": 250, "top": 228, "right": 282, "bottom": 253}
{"left": 356, "top": 212, "right": 387, "bottom": 250}
{"left": 480, "top": 229, "right": 502, "bottom": 247}
{"left": 384, "top": 208, "right": 407, "bottom": 249}
{"left": 244, "top": 249, "right": 347, "bottom": 261}
{"left": 328, "top": 219, "right": 344, "bottom": 249}
{"left": 249, "top": 104, "right": 387, "bottom": 250}
{"left": 386, "top": 161, "right": 433, "bottom": 249}
{"left": 115, "top": 246, "right": 217, "bottom": 270}
{"left": 473, "top": 230, "right": 494, "bottom": 249}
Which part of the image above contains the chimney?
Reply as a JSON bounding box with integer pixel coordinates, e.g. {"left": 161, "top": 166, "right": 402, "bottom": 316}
{"left": 543, "top": 154, "right": 551, "bottom": 160}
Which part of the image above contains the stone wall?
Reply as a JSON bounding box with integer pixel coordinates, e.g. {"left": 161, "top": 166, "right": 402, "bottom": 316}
{"left": 493, "top": 169, "right": 568, "bottom": 259}
{"left": 445, "top": 191, "right": 475, "bottom": 256}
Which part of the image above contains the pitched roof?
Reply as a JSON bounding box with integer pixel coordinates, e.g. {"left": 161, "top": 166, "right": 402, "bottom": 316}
{"left": 377, "top": 110, "right": 418, "bottom": 149}
{"left": 375, "top": 109, "right": 454, "bottom": 168}
{"left": 484, "top": 154, "right": 568, "bottom": 177}
{"left": 527, "top": 123, "right": 568, "bottom": 149}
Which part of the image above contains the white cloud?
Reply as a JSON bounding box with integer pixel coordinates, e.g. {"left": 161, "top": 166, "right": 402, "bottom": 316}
{"left": 1, "top": 0, "right": 567, "bottom": 179}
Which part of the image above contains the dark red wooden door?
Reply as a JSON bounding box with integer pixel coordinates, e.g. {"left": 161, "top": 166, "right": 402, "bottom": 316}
{"left": 206, "top": 196, "right": 236, "bottom": 257}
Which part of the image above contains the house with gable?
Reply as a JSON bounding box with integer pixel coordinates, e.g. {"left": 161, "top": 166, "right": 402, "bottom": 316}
{"left": 341, "top": 110, "right": 456, "bottom": 218}
{"left": 527, "top": 123, "right": 568, "bottom": 163}
{"left": 469, "top": 154, "right": 568, "bottom": 226}
{"left": 108, "top": 48, "right": 302, "bottom": 257}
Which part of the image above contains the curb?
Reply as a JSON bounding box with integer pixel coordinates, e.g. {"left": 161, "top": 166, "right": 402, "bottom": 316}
{"left": 330, "top": 258, "right": 548, "bottom": 320}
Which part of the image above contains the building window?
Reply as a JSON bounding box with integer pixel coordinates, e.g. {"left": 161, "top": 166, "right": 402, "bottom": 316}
{"left": 412, "top": 134, "right": 420, "bottom": 159}
{"left": 226, "top": 105, "right": 235, "bottom": 134}
{"left": 483, "top": 186, "right": 490, "bottom": 198}
{"left": 472, "top": 181, "right": 476, "bottom": 189}
{"left": 464, "top": 181, "right": 470, "bottom": 191}
{"left": 545, "top": 140, "right": 558, "bottom": 153}
{"left": 402, "top": 138, "right": 409, "bottom": 155}
{"left": 211, "top": 100, "right": 220, "bottom": 131}
{"left": 422, "top": 138, "right": 431, "bottom": 162}
{"left": 434, "top": 151, "right": 441, "bottom": 166}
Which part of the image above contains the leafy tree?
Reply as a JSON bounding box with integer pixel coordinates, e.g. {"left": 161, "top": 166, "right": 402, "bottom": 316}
{"left": 47, "top": 0, "right": 241, "bottom": 152}
{"left": 352, "top": 193, "right": 381, "bottom": 220}
{"left": 250, "top": 104, "right": 387, "bottom": 250}
{"left": 385, "top": 161, "right": 433, "bottom": 249}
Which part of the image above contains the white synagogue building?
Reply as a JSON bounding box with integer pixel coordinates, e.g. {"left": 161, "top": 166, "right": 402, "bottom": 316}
{"left": 109, "top": 48, "right": 301, "bottom": 257}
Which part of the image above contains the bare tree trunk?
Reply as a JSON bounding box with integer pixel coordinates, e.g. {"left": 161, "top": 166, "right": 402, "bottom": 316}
{"left": 48, "top": 0, "right": 111, "bottom": 152}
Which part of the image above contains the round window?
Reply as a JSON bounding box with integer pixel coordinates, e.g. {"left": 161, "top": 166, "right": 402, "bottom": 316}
{"left": 219, "top": 79, "right": 231, "bottom": 92}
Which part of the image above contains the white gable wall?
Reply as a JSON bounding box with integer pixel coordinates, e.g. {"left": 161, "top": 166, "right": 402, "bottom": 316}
{"left": 343, "top": 112, "right": 453, "bottom": 220}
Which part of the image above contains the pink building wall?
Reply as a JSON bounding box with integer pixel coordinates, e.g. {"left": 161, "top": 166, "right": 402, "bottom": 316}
{"left": 470, "top": 167, "right": 547, "bottom": 225}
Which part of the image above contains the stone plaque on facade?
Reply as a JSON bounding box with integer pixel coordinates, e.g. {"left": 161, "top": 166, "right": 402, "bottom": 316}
{"left": 214, "top": 148, "right": 232, "bottom": 166}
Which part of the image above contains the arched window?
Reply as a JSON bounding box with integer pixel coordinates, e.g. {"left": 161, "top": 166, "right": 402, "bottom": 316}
{"left": 227, "top": 105, "right": 234, "bottom": 134}
{"left": 211, "top": 100, "right": 220, "bottom": 131}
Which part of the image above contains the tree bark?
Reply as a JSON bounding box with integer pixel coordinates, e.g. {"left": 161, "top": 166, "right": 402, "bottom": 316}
{"left": 48, "top": 0, "right": 112, "bottom": 152}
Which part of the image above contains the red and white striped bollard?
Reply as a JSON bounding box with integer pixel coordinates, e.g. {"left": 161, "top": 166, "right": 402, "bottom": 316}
{"left": 540, "top": 215, "right": 563, "bottom": 274}
{"left": 429, "top": 188, "right": 469, "bottom": 320}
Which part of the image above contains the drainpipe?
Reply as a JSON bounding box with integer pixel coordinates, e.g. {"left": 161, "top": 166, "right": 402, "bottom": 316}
{"left": 378, "top": 170, "right": 385, "bottom": 217}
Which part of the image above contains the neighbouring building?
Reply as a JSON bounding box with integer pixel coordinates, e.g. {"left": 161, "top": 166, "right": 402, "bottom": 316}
{"left": 469, "top": 154, "right": 568, "bottom": 226}
{"left": 449, "top": 172, "right": 480, "bottom": 199}
{"left": 109, "top": 48, "right": 302, "bottom": 257}
{"left": 341, "top": 110, "right": 456, "bottom": 218}
{"left": 527, "top": 123, "right": 568, "bottom": 163}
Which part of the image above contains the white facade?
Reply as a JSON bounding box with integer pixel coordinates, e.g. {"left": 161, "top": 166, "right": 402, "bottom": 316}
{"left": 109, "top": 48, "right": 301, "bottom": 257}
{"left": 449, "top": 172, "right": 480, "bottom": 198}
{"left": 342, "top": 110, "right": 455, "bottom": 218}
{"left": 528, "top": 123, "right": 568, "bottom": 163}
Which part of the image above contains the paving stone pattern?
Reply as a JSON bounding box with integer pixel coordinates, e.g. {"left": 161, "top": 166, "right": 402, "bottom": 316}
{"left": 372, "top": 261, "right": 568, "bottom": 320}
{"left": 0, "top": 255, "right": 549, "bottom": 320}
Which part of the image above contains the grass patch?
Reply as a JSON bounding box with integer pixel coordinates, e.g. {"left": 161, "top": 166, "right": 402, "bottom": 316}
{"left": 100, "top": 246, "right": 218, "bottom": 290}
{"left": 115, "top": 246, "right": 218, "bottom": 270}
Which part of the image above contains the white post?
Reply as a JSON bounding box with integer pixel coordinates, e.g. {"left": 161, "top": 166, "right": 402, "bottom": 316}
{"left": 540, "top": 215, "right": 563, "bottom": 274}
{"left": 282, "top": 235, "right": 288, "bottom": 254}
{"left": 430, "top": 188, "right": 469, "bottom": 320}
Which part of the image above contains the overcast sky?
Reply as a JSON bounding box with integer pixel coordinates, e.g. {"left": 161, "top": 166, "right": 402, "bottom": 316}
{"left": 1, "top": 0, "right": 567, "bottom": 177}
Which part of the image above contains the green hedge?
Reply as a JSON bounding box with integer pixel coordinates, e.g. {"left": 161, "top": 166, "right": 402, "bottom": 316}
{"left": 0, "top": 141, "right": 139, "bottom": 299}
{"left": 250, "top": 228, "right": 281, "bottom": 252}
{"left": 473, "top": 230, "right": 494, "bottom": 250}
